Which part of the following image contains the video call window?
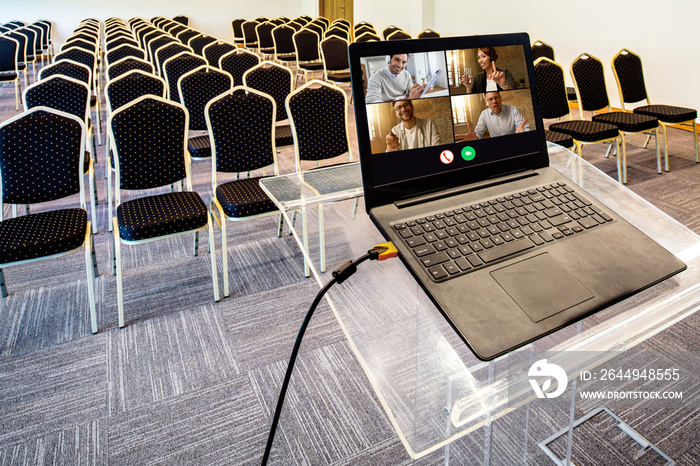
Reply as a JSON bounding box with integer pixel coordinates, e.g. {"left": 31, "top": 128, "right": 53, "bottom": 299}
{"left": 363, "top": 45, "right": 535, "bottom": 155}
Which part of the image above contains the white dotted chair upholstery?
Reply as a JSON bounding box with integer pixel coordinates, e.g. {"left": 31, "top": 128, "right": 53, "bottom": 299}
{"left": 206, "top": 86, "right": 282, "bottom": 297}
{"left": 243, "top": 61, "right": 294, "bottom": 148}
{"left": 0, "top": 36, "right": 22, "bottom": 110}
{"left": 219, "top": 49, "right": 260, "bottom": 86}
{"left": 109, "top": 95, "right": 219, "bottom": 327}
{"left": 0, "top": 107, "right": 97, "bottom": 333}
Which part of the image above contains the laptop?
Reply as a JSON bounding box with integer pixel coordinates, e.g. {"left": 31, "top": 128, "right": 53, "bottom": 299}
{"left": 348, "top": 32, "right": 686, "bottom": 361}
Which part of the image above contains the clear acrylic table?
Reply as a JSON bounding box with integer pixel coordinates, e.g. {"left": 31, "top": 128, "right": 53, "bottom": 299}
{"left": 260, "top": 145, "right": 700, "bottom": 461}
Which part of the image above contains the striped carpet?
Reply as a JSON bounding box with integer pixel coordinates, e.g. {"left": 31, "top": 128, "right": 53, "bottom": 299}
{"left": 0, "top": 62, "right": 699, "bottom": 465}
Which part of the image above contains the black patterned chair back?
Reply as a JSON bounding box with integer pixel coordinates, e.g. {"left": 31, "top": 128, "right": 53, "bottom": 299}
{"left": 179, "top": 66, "right": 233, "bottom": 130}
{"left": 269, "top": 18, "right": 286, "bottom": 27}
{"left": 531, "top": 41, "right": 555, "bottom": 61}
{"left": 168, "top": 24, "right": 187, "bottom": 38}
{"left": 325, "top": 27, "right": 349, "bottom": 41}
{"left": 66, "top": 34, "right": 96, "bottom": 48}
{"left": 287, "top": 81, "right": 349, "bottom": 162}
{"left": 242, "top": 21, "right": 260, "bottom": 47}
{"left": 207, "top": 86, "right": 276, "bottom": 174}
{"left": 0, "top": 109, "right": 83, "bottom": 204}
{"left": 189, "top": 35, "right": 217, "bottom": 56}
{"left": 254, "top": 17, "right": 270, "bottom": 23}
{"left": 163, "top": 52, "right": 207, "bottom": 102}
{"left": 106, "top": 70, "right": 166, "bottom": 113}
{"left": 5, "top": 32, "right": 26, "bottom": 63}
{"left": 388, "top": 30, "right": 411, "bottom": 41}
{"left": 293, "top": 29, "right": 321, "bottom": 62}
{"left": 382, "top": 26, "right": 400, "bottom": 40}
{"left": 256, "top": 22, "right": 276, "bottom": 51}
{"left": 24, "top": 75, "right": 89, "bottom": 123}
{"left": 320, "top": 36, "right": 349, "bottom": 73}
{"left": 295, "top": 17, "right": 310, "bottom": 25}
{"left": 54, "top": 48, "right": 95, "bottom": 78}
{"left": 136, "top": 27, "right": 157, "bottom": 49}
{"left": 231, "top": 19, "right": 245, "bottom": 43}
{"left": 155, "top": 43, "right": 192, "bottom": 77}
{"left": 25, "top": 25, "right": 42, "bottom": 57}
{"left": 106, "top": 36, "right": 139, "bottom": 51}
{"left": 110, "top": 96, "right": 187, "bottom": 190}
{"left": 173, "top": 15, "right": 189, "bottom": 26}
{"left": 148, "top": 36, "right": 177, "bottom": 64}
{"left": 63, "top": 39, "right": 96, "bottom": 56}
{"left": 304, "top": 23, "right": 324, "bottom": 40}
{"left": 418, "top": 29, "right": 440, "bottom": 39}
{"left": 107, "top": 57, "right": 154, "bottom": 81}
{"left": 287, "top": 21, "right": 303, "bottom": 31}
{"left": 2, "top": 23, "right": 19, "bottom": 30}
{"left": 533, "top": 57, "right": 571, "bottom": 120}
{"left": 612, "top": 49, "right": 648, "bottom": 105}
{"left": 203, "top": 41, "right": 236, "bottom": 68}
{"left": 106, "top": 44, "right": 146, "bottom": 66}
{"left": 571, "top": 54, "right": 610, "bottom": 112}
{"left": 243, "top": 62, "right": 293, "bottom": 121}
{"left": 220, "top": 49, "right": 260, "bottom": 86}
{"left": 272, "top": 25, "right": 296, "bottom": 55}
{"left": 311, "top": 18, "right": 328, "bottom": 31}
{"left": 177, "top": 29, "right": 200, "bottom": 46}
{"left": 0, "top": 36, "right": 18, "bottom": 73}
{"left": 18, "top": 28, "right": 37, "bottom": 59}
{"left": 353, "top": 25, "right": 375, "bottom": 38}
{"left": 355, "top": 32, "right": 380, "bottom": 43}
{"left": 39, "top": 59, "right": 91, "bottom": 86}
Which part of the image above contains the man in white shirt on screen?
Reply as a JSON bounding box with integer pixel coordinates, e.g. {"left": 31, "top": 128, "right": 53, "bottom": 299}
{"left": 365, "top": 53, "right": 427, "bottom": 103}
{"left": 385, "top": 99, "right": 441, "bottom": 151}
{"left": 456, "top": 91, "right": 530, "bottom": 141}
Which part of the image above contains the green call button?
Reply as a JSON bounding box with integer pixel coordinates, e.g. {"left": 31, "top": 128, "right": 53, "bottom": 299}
{"left": 461, "top": 146, "right": 476, "bottom": 161}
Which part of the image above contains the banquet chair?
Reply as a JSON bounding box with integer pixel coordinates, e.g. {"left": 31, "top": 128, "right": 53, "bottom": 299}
{"left": 203, "top": 40, "right": 237, "bottom": 68}
{"left": 154, "top": 43, "right": 192, "bottom": 77}
{"left": 105, "top": 70, "right": 167, "bottom": 230}
{"left": 109, "top": 95, "right": 219, "bottom": 327}
{"left": 243, "top": 61, "right": 294, "bottom": 149}
{"left": 286, "top": 80, "right": 355, "bottom": 274}
{"left": 382, "top": 25, "right": 401, "bottom": 40}
{"left": 162, "top": 51, "right": 207, "bottom": 103}
{"left": 178, "top": 29, "right": 201, "bottom": 47}
{"left": 256, "top": 22, "right": 277, "bottom": 60}
{"left": 612, "top": 48, "right": 699, "bottom": 167}
{"left": 205, "top": 86, "right": 282, "bottom": 297}
{"left": 231, "top": 18, "right": 246, "bottom": 46}
{"left": 387, "top": 30, "right": 412, "bottom": 41}
{"left": 571, "top": 53, "right": 660, "bottom": 183}
{"left": 242, "top": 20, "right": 260, "bottom": 53}
{"left": 320, "top": 36, "right": 352, "bottom": 99}
{"left": 23, "top": 76, "right": 98, "bottom": 231}
{"left": 106, "top": 43, "right": 146, "bottom": 68}
{"left": 271, "top": 24, "right": 297, "bottom": 68}
{"left": 3, "top": 31, "right": 30, "bottom": 89}
{"left": 533, "top": 57, "right": 620, "bottom": 169}
{"left": 147, "top": 35, "right": 177, "bottom": 65}
{"left": 418, "top": 29, "right": 440, "bottom": 39}
{"left": 178, "top": 65, "right": 234, "bottom": 160}
{"left": 106, "top": 56, "right": 154, "bottom": 81}
{"left": 0, "top": 36, "right": 22, "bottom": 110}
{"left": 189, "top": 35, "right": 218, "bottom": 57}
{"left": 219, "top": 48, "right": 260, "bottom": 86}
{"left": 292, "top": 29, "right": 324, "bottom": 87}
{"left": 0, "top": 108, "right": 97, "bottom": 332}
{"left": 173, "top": 15, "right": 189, "bottom": 26}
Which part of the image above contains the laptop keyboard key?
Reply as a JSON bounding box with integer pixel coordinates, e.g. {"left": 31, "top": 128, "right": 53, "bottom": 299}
{"left": 478, "top": 237, "right": 535, "bottom": 263}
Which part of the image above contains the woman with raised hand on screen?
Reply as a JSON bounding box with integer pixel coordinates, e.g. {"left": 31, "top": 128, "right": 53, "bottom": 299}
{"left": 461, "top": 47, "right": 516, "bottom": 93}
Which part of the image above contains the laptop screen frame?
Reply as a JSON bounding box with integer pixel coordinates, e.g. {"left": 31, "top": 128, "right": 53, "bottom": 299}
{"left": 349, "top": 32, "right": 550, "bottom": 212}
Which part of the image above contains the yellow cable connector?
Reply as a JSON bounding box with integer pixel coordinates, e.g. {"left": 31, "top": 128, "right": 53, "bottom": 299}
{"left": 370, "top": 242, "right": 398, "bottom": 261}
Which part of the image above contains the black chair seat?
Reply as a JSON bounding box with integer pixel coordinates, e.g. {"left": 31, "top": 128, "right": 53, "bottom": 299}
{"left": 327, "top": 72, "right": 352, "bottom": 83}
{"left": 566, "top": 86, "right": 577, "bottom": 101}
{"left": 0, "top": 73, "right": 18, "bottom": 81}
{"left": 278, "top": 54, "right": 297, "bottom": 62}
{"left": 216, "top": 177, "right": 277, "bottom": 218}
{"left": 549, "top": 120, "right": 619, "bottom": 142}
{"left": 545, "top": 130, "right": 574, "bottom": 149}
{"left": 592, "top": 112, "right": 658, "bottom": 133}
{"left": 259, "top": 47, "right": 275, "bottom": 54}
{"left": 117, "top": 191, "right": 208, "bottom": 241}
{"left": 298, "top": 61, "right": 324, "bottom": 71}
{"left": 634, "top": 105, "right": 697, "bottom": 124}
{"left": 275, "top": 125, "right": 294, "bottom": 147}
{"left": 0, "top": 208, "right": 87, "bottom": 264}
{"left": 188, "top": 135, "right": 211, "bottom": 158}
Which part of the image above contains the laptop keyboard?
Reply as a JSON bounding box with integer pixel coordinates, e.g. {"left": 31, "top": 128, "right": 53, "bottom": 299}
{"left": 392, "top": 182, "right": 614, "bottom": 282}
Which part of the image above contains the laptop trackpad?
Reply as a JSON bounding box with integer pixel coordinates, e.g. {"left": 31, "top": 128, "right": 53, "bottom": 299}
{"left": 491, "top": 253, "right": 594, "bottom": 323}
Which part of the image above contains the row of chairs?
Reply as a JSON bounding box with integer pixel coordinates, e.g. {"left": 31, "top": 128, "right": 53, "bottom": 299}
{"left": 0, "top": 19, "right": 54, "bottom": 108}
{"left": 533, "top": 41, "right": 698, "bottom": 184}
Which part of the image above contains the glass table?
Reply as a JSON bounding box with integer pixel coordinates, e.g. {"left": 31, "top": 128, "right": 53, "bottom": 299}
{"left": 260, "top": 145, "right": 700, "bottom": 461}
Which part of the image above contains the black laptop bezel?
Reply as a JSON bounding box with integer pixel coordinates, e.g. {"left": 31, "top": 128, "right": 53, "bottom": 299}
{"left": 348, "top": 32, "right": 550, "bottom": 213}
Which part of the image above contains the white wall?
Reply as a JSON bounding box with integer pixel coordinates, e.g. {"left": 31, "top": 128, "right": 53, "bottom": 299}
{"left": 355, "top": 0, "right": 700, "bottom": 112}
{"left": 4, "top": 0, "right": 698, "bottom": 110}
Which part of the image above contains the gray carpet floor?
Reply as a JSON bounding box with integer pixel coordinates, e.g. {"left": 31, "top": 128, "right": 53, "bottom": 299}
{"left": 0, "top": 52, "right": 699, "bottom": 465}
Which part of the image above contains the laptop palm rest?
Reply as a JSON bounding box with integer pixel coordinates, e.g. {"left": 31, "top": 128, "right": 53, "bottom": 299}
{"left": 491, "top": 253, "right": 594, "bottom": 323}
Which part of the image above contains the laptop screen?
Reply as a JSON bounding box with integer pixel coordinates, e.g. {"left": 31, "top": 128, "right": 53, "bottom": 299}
{"left": 348, "top": 33, "right": 550, "bottom": 211}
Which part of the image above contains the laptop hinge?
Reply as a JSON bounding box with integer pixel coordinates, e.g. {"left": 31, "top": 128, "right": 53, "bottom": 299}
{"left": 394, "top": 170, "right": 538, "bottom": 209}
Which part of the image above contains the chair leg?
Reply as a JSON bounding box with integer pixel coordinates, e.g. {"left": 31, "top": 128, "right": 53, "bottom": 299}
{"left": 207, "top": 215, "right": 220, "bottom": 302}
{"left": 616, "top": 137, "right": 624, "bottom": 184}
{"left": 88, "top": 165, "right": 98, "bottom": 234}
{"left": 219, "top": 212, "right": 230, "bottom": 298}
{"left": 84, "top": 225, "right": 98, "bottom": 333}
{"left": 302, "top": 206, "right": 310, "bottom": 278}
{"left": 319, "top": 204, "right": 326, "bottom": 273}
{"left": 692, "top": 122, "right": 699, "bottom": 163}
{"left": 113, "top": 218, "right": 125, "bottom": 327}
{"left": 0, "top": 268, "right": 6, "bottom": 298}
{"left": 351, "top": 198, "right": 358, "bottom": 219}
{"left": 653, "top": 128, "right": 661, "bottom": 174}
{"left": 277, "top": 213, "right": 284, "bottom": 237}
{"left": 193, "top": 231, "right": 199, "bottom": 256}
